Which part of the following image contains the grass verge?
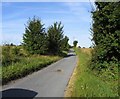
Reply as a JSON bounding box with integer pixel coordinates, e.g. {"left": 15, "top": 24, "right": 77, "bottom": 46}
{"left": 65, "top": 48, "right": 118, "bottom": 97}
{"left": 2, "top": 55, "right": 61, "bottom": 85}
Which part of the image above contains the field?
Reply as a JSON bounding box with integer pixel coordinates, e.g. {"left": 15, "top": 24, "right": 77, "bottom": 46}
{"left": 1, "top": 46, "right": 61, "bottom": 85}
{"left": 65, "top": 48, "right": 118, "bottom": 97}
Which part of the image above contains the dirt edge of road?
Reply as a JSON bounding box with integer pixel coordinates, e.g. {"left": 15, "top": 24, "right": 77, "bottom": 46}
{"left": 64, "top": 57, "right": 78, "bottom": 97}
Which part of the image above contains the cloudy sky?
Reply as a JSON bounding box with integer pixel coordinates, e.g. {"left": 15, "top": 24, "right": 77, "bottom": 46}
{"left": 2, "top": 1, "right": 95, "bottom": 47}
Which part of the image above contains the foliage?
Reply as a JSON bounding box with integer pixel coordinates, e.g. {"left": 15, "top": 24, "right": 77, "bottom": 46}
{"left": 70, "top": 48, "right": 118, "bottom": 97}
{"left": 47, "top": 22, "right": 68, "bottom": 54}
{"left": 87, "top": 3, "right": 119, "bottom": 96}
{"left": 73, "top": 40, "right": 78, "bottom": 47}
{"left": 1, "top": 45, "right": 62, "bottom": 84}
{"left": 2, "top": 55, "right": 61, "bottom": 84}
{"left": 2, "top": 46, "right": 22, "bottom": 66}
{"left": 2, "top": 45, "right": 29, "bottom": 66}
{"left": 23, "top": 17, "right": 47, "bottom": 54}
{"left": 61, "top": 36, "right": 69, "bottom": 51}
{"left": 1, "top": 17, "right": 70, "bottom": 84}
{"left": 23, "top": 17, "right": 69, "bottom": 55}
{"left": 90, "top": 2, "right": 120, "bottom": 70}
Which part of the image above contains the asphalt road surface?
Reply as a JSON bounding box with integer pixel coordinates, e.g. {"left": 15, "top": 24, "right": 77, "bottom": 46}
{"left": 1, "top": 49, "right": 77, "bottom": 98}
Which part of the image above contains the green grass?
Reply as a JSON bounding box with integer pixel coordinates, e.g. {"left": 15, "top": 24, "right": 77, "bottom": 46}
{"left": 71, "top": 48, "right": 118, "bottom": 97}
{"left": 2, "top": 55, "right": 61, "bottom": 85}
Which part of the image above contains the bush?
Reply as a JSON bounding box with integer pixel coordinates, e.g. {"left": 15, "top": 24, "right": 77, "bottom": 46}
{"left": 90, "top": 2, "right": 119, "bottom": 72}
{"left": 2, "top": 46, "right": 13, "bottom": 66}
{"left": 2, "top": 46, "right": 27, "bottom": 66}
{"left": 2, "top": 55, "right": 61, "bottom": 84}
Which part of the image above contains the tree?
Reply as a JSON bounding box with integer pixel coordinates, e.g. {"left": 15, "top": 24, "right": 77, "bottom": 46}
{"left": 73, "top": 40, "right": 78, "bottom": 47}
{"left": 23, "top": 17, "right": 47, "bottom": 54}
{"left": 61, "top": 36, "right": 69, "bottom": 51}
{"left": 47, "top": 22, "right": 64, "bottom": 54}
{"left": 91, "top": 2, "right": 120, "bottom": 70}
{"left": 10, "top": 43, "right": 15, "bottom": 46}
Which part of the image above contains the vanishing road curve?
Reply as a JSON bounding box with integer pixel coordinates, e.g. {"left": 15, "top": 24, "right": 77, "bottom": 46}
{"left": 1, "top": 49, "right": 77, "bottom": 98}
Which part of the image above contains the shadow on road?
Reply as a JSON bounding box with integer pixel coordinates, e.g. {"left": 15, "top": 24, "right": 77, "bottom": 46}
{"left": 66, "top": 49, "right": 76, "bottom": 57}
{"left": 66, "top": 54, "right": 76, "bottom": 57}
{"left": 1, "top": 88, "right": 38, "bottom": 99}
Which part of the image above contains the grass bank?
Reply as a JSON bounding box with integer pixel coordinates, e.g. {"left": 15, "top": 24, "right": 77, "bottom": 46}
{"left": 2, "top": 55, "right": 61, "bottom": 85}
{"left": 65, "top": 48, "right": 118, "bottom": 97}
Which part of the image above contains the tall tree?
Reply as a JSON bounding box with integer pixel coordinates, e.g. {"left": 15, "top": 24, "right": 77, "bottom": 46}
{"left": 47, "top": 22, "right": 64, "bottom": 54}
{"left": 23, "top": 17, "right": 47, "bottom": 54}
{"left": 61, "top": 36, "right": 69, "bottom": 51}
{"left": 73, "top": 40, "right": 78, "bottom": 47}
{"left": 91, "top": 2, "right": 120, "bottom": 70}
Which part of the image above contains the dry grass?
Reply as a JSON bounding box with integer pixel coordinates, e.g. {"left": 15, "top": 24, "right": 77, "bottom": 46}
{"left": 64, "top": 48, "right": 117, "bottom": 97}
{"left": 64, "top": 61, "right": 78, "bottom": 97}
{"left": 80, "top": 48, "right": 93, "bottom": 55}
{"left": 64, "top": 48, "right": 91, "bottom": 97}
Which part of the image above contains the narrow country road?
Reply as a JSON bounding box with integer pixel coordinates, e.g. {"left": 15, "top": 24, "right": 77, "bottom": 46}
{"left": 1, "top": 49, "right": 77, "bottom": 98}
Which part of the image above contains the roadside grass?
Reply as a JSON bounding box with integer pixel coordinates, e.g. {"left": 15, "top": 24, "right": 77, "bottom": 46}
{"left": 2, "top": 55, "right": 61, "bottom": 85}
{"left": 68, "top": 48, "right": 118, "bottom": 97}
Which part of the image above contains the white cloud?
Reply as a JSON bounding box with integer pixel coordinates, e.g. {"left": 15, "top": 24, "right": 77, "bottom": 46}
{"left": 3, "top": 5, "right": 70, "bottom": 21}
{"left": 2, "top": 19, "right": 26, "bottom": 45}
{"left": 63, "top": 2, "right": 93, "bottom": 24}
{"left": 0, "top": 3, "right": 2, "bottom": 45}
{"left": 64, "top": 2, "right": 87, "bottom": 14}
{"left": 2, "top": 32, "right": 23, "bottom": 45}
{"left": 2, "top": 2, "right": 93, "bottom": 47}
{"left": 68, "top": 32, "right": 92, "bottom": 47}
{"left": 2, "top": 0, "right": 118, "bottom": 2}
{"left": 1, "top": 2, "right": 12, "bottom": 6}
{"left": 2, "top": 0, "right": 96, "bottom": 2}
